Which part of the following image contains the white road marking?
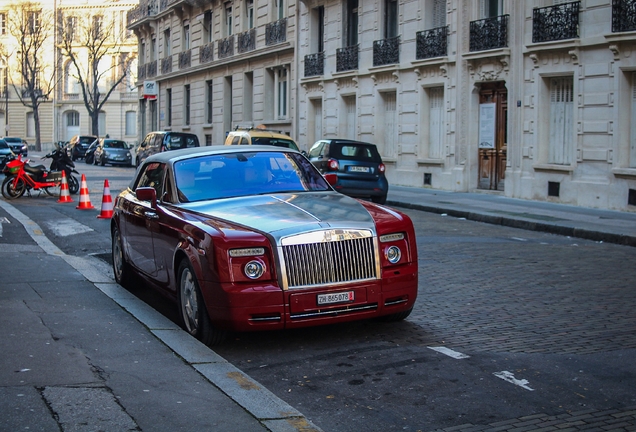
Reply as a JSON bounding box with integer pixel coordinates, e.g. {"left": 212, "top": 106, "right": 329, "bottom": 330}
{"left": 0, "top": 216, "right": 8, "bottom": 237}
{"left": 428, "top": 346, "right": 470, "bottom": 359}
{"left": 44, "top": 218, "right": 94, "bottom": 237}
{"left": 493, "top": 371, "right": 535, "bottom": 391}
{"left": 511, "top": 237, "right": 527, "bottom": 242}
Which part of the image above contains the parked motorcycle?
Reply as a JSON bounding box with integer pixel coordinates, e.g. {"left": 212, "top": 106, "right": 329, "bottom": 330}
{"left": 1, "top": 144, "right": 80, "bottom": 200}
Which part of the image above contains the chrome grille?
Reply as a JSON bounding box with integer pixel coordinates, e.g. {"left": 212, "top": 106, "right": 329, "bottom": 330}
{"left": 281, "top": 232, "right": 378, "bottom": 289}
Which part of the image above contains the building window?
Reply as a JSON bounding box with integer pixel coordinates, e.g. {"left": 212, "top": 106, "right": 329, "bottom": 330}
{"left": 482, "top": 0, "right": 503, "bottom": 18}
{"left": 246, "top": 0, "right": 254, "bottom": 29}
{"left": 183, "top": 24, "right": 190, "bottom": 50}
{"left": 205, "top": 134, "right": 212, "bottom": 146}
{"left": 149, "top": 101, "right": 157, "bottom": 131}
{"left": 98, "top": 111, "right": 106, "bottom": 136}
{"left": 140, "top": 41, "right": 146, "bottom": 62}
{"left": 276, "top": 0, "right": 285, "bottom": 20}
{"left": 244, "top": 72, "right": 253, "bottom": 122}
{"left": 344, "top": 0, "right": 358, "bottom": 46}
{"left": 384, "top": 0, "right": 398, "bottom": 39}
{"left": 125, "top": 111, "right": 136, "bottom": 136}
{"left": 65, "top": 16, "right": 76, "bottom": 41}
{"left": 204, "top": 11, "right": 213, "bottom": 43}
{"left": 27, "top": 112, "right": 35, "bottom": 137}
{"left": 276, "top": 68, "right": 288, "bottom": 119}
{"left": 548, "top": 77, "right": 574, "bottom": 165}
{"left": 312, "top": 6, "right": 325, "bottom": 53}
{"left": 225, "top": 3, "right": 233, "bottom": 36}
{"left": 150, "top": 35, "right": 156, "bottom": 61}
{"left": 67, "top": 111, "right": 80, "bottom": 127}
{"left": 343, "top": 96, "right": 356, "bottom": 140}
{"left": 381, "top": 91, "right": 397, "bottom": 157}
{"left": 27, "top": 11, "right": 40, "bottom": 35}
{"left": 92, "top": 15, "right": 103, "bottom": 39}
{"left": 164, "top": 29, "right": 171, "bottom": 57}
{"left": 426, "top": 0, "right": 446, "bottom": 28}
{"left": 184, "top": 84, "right": 191, "bottom": 126}
{"left": 0, "top": 13, "right": 6, "bottom": 35}
{"left": 206, "top": 80, "right": 213, "bottom": 124}
{"left": 166, "top": 88, "right": 172, "bottom": 127}
{"left": 425, "top": 87, "right": 444, "bottom": 159}
{"left": 631, "top": 72, "right": 636, "bottom": 168}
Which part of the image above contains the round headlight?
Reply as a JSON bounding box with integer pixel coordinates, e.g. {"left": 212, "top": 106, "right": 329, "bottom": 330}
{"left": 244, "top": 260, "right": 265, "bottom": 279}
{"left": 386, "top": 246, "right": 401, "bottom": 264}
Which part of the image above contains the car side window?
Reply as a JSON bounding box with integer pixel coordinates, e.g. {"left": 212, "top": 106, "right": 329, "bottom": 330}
{"left": 232, "top": 135, "right": 240, "bottom": 145}
{"left": 307, "top": 142, "right": 324, "bottom": 158}
{"left": 135, "top": 162, "right": 166, "bottom": 200}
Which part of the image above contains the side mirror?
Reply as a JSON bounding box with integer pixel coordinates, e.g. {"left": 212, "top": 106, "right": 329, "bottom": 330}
{"left": 323, "top": 173, "right": 337, "bottom": 186}
{"left": 136, "top": 187, "right": 157, "bottom": 207}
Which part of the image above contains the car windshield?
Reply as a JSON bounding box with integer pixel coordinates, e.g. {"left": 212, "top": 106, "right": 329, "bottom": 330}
{"left": 104, "top": 140, "right": 127, "bottom": 149}
{"left": 0, "top": 141, "right": 8, "bottom": 149}
{"left": 174, "top": 151, "right": 330, "bottom": 202}
{"left": 80, "top": 137, "right": 97, "bottom": 145}
{"left": 251, "top": 137, "right": 299, "bottom": 151}
{"left": 333, "top": 142, "right": 382, "bottom": 162}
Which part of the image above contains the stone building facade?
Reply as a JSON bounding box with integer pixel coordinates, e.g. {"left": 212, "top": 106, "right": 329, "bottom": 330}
{"left": 128, "top": 0, "right": 297, "bottom": 147}
{"left": 128, "top": 0, "right": 636, "bottom": 212}
{"left": 0, "top": 0, "right": 138, "bottom": 148}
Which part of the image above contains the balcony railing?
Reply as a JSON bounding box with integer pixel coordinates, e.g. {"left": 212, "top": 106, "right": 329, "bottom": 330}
{"left": 146, "top": 60, "right": 157, "bottom": 78}
{"left": 120, "top": 92, "right": 138, "bottom": 100}
{"left": 179, "top": 50, "right": 191, "bottom": 69}
{"left": 63, "top": 93, "right": 80, "bottom": 100}
{"left": 200, "top": 42, "right": 214, "bottom": 63}
{"left": 533, "top": 1, "right": 580, "bottom": 43}
{"left": 218, "top": 35, "right": 234, "bottom": 59}
{"left": 373, "top": 36, "right": 400, "bottom": 67}
{"left": 469, "top": 15, "right": 508, "bottom": 52}
{"left": 416, "top": 26, "right": 448, "bottom": 60}
{"left": 304, "top": 52, "right": 324, "bottom": 77}
{"left": 127, "top": 0, "right": 159, "bottom": 26}
{"left": 612, "top": 0, "right": 636, "bottom": 32}
{"left": 138, "top": 64, "right": 146, "bottom": 80}
{"left": 266, "top": 18, "right": 287, "bottom": 45}
{"left": 238, "top": 28, "right": 256, "bottom": 53}
{"left": 161, "top": 56, "right": 172, "bottom": 74}
{"left": 337, "top": 45, "right": 358, "bottom": 72}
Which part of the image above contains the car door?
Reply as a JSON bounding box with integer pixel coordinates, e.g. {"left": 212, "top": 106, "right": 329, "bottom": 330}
{"left": 121, "top": 162, "right": 166, "bottom": 277}
{"left": 307, "top": 141, "right": 327, "bottom": 172}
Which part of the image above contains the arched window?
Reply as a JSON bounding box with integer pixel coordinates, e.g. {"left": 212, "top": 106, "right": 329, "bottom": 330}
{"left": 67, "top": 111, "right": 80, "bottom": 127}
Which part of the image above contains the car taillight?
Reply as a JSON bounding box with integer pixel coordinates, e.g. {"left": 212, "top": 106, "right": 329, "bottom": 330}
{"left": 328, "top": 158, "right": 339, "bottom": 171}
{"left": 378, "top": 163, "right": 386, "bottom": 173}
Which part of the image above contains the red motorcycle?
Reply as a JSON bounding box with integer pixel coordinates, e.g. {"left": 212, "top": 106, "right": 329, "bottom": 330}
{"left": 1, "top": 153, "right": 72, "bottom": 200}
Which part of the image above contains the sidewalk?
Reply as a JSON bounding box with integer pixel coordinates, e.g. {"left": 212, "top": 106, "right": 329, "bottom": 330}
{"left": 387, "top": 185, "right": 636, "bottom": 247}
{"left": 0, "top": 199, "right": 322, "bottom": 432}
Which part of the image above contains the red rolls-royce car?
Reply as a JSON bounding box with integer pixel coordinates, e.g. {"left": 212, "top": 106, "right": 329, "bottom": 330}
{"left": 112, "top": 145, "right": 418, "bottom": 345}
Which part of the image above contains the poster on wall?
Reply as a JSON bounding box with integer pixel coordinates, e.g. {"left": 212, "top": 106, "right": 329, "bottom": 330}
{"left": 479, "top": 103, "right": 496, "bottom": 149}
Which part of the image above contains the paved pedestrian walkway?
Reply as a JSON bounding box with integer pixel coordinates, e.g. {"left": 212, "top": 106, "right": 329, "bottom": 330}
{"left": 387, "top": 185, "right": 636, "bottom": 247}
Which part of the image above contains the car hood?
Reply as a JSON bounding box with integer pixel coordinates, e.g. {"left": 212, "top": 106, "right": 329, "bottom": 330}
{"left": 180, "top": 192, "right": 376, "bottom": 241}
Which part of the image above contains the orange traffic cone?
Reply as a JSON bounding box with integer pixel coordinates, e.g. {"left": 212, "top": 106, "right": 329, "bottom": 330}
{"left": 57, "top": 171, "right": 74, "bottom": 203}
{"left": 97, "top": 179, "right": 114, "bottom": 219}
{"left": 76, "top": 174, "right": 95, "bottom": 210}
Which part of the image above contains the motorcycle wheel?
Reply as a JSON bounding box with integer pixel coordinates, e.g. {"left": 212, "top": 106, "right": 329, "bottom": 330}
{"left": 68, "top": 175, "right": 80, "bottom": 194}
{"left": 2, "top": 176, "right": 26, "bottom": 200}
{"left": 44, "top": 185, "right": 60, "bottom": 197}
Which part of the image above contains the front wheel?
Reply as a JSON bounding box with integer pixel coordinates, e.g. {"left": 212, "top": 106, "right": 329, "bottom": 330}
{"left": 177, "top": 260, "right": 226, "bottom": 346}
{"left": 2, "top": 176, "right": 26, "bottom": 199}
{"left": 67, "top": 175, "right": 79, "bottom": 194}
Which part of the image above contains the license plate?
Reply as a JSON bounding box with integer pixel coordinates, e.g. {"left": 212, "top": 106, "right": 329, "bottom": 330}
{"left": 317, "top": 291, "right": 354, "bottom": 305}
{"left": 349, "top": 166, "right": 370, "bottom": 173}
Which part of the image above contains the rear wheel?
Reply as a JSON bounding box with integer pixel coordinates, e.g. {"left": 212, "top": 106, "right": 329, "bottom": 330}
{"left": 68, "top": 175, "right": 79, "bottom": 194}
{"left": 177, "top": 260, "right": 227, "bottom": 346}
{"left": 2, "top": 176, "right": 26, "bottom": 199}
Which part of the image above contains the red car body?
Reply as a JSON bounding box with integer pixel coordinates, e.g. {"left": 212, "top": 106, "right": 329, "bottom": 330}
{"left": 112, "top": 146, "right": 418, "bottom": 345}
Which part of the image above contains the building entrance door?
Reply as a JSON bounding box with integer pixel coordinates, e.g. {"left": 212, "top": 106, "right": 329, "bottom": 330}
{"left": 478, "top": 82, "right": 507, "bottom": 190}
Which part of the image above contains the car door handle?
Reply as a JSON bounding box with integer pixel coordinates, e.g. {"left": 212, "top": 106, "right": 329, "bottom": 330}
{"left": 144, "top": 210, "right": 159, "bottom": 220}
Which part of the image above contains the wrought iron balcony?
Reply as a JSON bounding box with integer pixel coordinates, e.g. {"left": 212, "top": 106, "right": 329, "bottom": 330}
{"left": 218, "top": 35, "right": 234, "bottom": 59}
{"left": 200, "top": 42, "right": 214, "bottom": 63}
{"left": 304, "top": 52, "right": 324, "bottom": 77}
{"left": 533, "top": 1, "right": 580, "bottom": 43}
{"left": 266, "top": 18, "right": 287, "bottom": 46}
{"left": 179, "top": 50, "right": 191, "bottom": 69}
{"left": 146, "top": 60, "right": 157, "bottom": 78}
{"left": 469, "top": 15, "right": 508, "bottom": 52}
{"left": 416, "top": 26, "right": 448, "bottom": 60}
{"left": 127, "top": 0, "right": 159, "bottom": 27}
{"left": 238, "top": 28, "right": 256, "bottom": 53}
{"left": 161, "top": 56, "right": 172, "bottom": 74}
{"left": 612, "top": 0, "right": 636, "bottom": 32}
{"left": 373, "top": 36, "right": 400, "bottom": 67}
{"left": 138, "top": 64, "right": 146, "bottom": 80}
{"left": 336, "top": 45, "right": 358, "bottom": 72}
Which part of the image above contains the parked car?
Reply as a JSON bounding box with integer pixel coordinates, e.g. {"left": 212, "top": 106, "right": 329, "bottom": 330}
{"left": 84, "top": 141, "right": 99, "bottom": 165}
{"left": 93, "top": 139, "right": 133, "bottom": 166}
{"left": 0, "top": 138, "right": 15, "bottom": 170}
{"left": 307, "top": 139, "right": 389, "bottom": 204}
{"left": 136, "top": 131, "right": 200, "bottom": 166}
{"left": 112, "top": 145, "right": 418, "bottom": 346}
{"left": 3, "top": 137, "right": 28, "bottom": 156}
{"left": 68, "top": 135, "right": 98, "bottom": 161}
{"left": 225, "top": 126, "right": 300, "bottom": 151}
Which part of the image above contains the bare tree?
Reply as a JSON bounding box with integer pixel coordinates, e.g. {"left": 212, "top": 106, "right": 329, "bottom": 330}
{"left": 6, "top": 1, "right": 55, "bottom": 151}
{"left": 58, "top": 9, "right": 134, "bottom": 136}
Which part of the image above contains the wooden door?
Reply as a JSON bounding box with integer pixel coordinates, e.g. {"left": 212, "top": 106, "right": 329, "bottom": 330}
{"left": 478, "top": 82, "right": 507, "bottom": 190}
